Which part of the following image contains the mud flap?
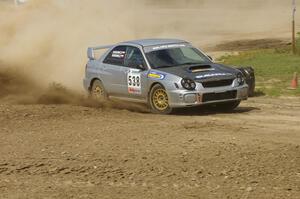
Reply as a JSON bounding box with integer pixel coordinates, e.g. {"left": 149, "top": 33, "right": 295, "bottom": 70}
{"left": 237, "top": 67, "right": 255, "bottom": 97}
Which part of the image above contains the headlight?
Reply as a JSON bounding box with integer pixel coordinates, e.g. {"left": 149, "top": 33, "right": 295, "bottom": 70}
{"left": 181, "top": 78, "right": 196, "bottom": 90}
{"left": 236, "top": 73, "right": 245, "bottom": 86}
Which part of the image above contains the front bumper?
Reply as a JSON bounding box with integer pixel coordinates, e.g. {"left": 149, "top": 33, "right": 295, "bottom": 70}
{"left": 167, "top": 85, "right": 248, "bottom": 108}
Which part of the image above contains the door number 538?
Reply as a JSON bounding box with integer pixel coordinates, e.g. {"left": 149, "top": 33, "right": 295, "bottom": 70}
{"left": 128, "top": 75, "right": 140, "bottom": 87}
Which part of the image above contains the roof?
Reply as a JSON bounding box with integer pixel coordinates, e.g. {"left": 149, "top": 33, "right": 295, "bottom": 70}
{"left": 120, "top": 38, "right": 187, "bottom": 47}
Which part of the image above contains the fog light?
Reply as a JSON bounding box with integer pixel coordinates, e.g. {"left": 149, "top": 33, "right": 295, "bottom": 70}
{"left": 184, "top": 94, "right": 197, "bottom": 103}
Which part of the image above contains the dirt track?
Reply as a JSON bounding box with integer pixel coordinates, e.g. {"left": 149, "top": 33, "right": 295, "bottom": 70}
{"left": 0, "top": 97, "right": 299, "bottom": 199}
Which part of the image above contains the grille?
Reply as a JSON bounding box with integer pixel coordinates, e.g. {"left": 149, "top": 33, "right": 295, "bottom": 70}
{"left": 202, "top": 90, "right": 237, "bottom": 102}
{"left": 201, "top": 79, "right": 234, "bottom": 88}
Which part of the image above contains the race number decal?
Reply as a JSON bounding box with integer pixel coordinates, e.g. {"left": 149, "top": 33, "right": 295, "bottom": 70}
{"left": 127, "top": 69, "right": 141, "bottom": 94}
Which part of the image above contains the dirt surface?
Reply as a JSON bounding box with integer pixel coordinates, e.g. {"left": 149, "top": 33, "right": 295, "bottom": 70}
{"left": 0, "top": 97, "right": 299, "bottom": 199}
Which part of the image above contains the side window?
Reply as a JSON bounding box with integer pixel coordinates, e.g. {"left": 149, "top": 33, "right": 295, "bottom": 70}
{"left": 124, "top": 46, "right": 146, "bottom": 69}
{"left": 103, "top": 46, "right": 126, "bottom": 66}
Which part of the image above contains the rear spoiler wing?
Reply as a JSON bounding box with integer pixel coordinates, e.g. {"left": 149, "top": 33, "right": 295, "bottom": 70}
{"left": 87, "top": 45, "right": 113, "bottom": 60}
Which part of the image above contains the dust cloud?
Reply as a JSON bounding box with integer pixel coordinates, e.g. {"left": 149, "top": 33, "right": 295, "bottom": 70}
{"left": 0, "top": 0, "right": 137, "bottom": 91}
{"left": 0, "top": 0, "right": 299, "bottom": 100}
{"left": 0, "top": 68, "right": 148, "bottom": 112}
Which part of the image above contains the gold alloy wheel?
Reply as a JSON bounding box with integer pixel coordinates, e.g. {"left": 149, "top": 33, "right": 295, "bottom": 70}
{"left": 92, "top": 85, "right": 104, "bottom": 99}
{"left": 152, "top": 88, "right": 169, "bottom": 111}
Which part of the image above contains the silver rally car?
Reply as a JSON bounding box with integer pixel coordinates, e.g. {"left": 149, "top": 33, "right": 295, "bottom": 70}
{"left": 83, "top": 39, "right": 248, "bottom": 114}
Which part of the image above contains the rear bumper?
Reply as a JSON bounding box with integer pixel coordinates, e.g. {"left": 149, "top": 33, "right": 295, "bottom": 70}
{"left": 83, "top": 78, "right": 89, "bottom": 91}
{"left": 168, "top": 85, "right": 248, "bottom": 108}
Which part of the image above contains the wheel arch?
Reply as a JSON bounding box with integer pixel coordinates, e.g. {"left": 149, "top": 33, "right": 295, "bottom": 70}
{"left": 148, "top": 82, "right": 166, "bottom": 99}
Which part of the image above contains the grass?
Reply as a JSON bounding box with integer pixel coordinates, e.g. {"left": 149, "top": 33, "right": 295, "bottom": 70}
{"left": 220, "top": 33, "right": 300, "bottom": 96}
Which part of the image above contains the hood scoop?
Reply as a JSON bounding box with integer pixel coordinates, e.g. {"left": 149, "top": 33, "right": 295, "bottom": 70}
{"left": 189, "top": 65, "right": 215, "bottom": 73}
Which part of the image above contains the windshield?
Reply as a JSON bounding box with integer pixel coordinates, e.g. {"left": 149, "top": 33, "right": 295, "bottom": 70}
{"left": 145, "top": 47, "right": 211, "bottom": 69}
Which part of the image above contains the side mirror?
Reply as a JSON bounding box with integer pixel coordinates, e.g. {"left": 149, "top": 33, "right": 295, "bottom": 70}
{"left": 136, "top": 64, "right": 146, "bottom": 71}
{"left": 128, "top": 59, "right": 146, "bottom": 70}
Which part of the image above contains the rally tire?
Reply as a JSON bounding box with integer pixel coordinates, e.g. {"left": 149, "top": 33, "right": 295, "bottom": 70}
{"left": 149, "top": 84, "right": 173, "bottom": 114}
{"left": 90, "top": 79, "right": 108, "bottom": 102}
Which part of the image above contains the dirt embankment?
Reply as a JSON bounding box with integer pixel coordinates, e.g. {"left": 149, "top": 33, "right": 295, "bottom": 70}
{"left": 207, "top": 38, "right": 291, "bottom": 52}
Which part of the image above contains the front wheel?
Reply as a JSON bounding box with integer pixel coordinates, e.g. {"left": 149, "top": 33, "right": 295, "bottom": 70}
{"left": 149, "top": 84, "right": 173, "bottom": 114}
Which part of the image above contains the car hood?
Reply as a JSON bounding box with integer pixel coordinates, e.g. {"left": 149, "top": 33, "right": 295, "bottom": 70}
{"left": 156, "top": 63, "right": 239, "bottom": 82}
